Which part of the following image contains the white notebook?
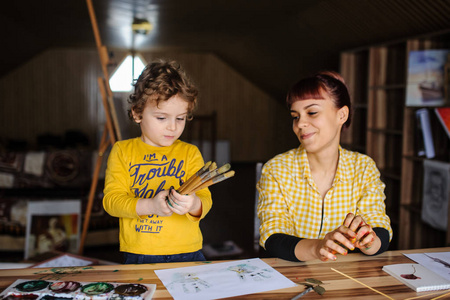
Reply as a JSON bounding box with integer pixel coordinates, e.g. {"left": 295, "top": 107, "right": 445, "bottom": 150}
{"left": 383, "top": 263, "right": 450, "bottom": 292}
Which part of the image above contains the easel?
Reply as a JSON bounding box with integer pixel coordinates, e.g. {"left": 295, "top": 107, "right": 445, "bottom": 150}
{"left": 78, "top": 0, "right": 122, "bottom": 254}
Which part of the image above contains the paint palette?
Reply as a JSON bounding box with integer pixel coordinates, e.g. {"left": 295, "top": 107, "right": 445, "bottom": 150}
{"left": 0, "top": 279, "right": 156, "bottom": 300}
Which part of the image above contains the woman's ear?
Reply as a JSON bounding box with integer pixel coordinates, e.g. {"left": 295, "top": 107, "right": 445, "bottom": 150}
{"left": 338, "top": 106, "right": 349, "bottom": 124}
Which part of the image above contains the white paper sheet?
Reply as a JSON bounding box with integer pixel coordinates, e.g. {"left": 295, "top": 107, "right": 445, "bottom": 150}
{"left": 32, "top": 254, "right": 94, "bottom": 268}
{"left": 155, "top": 258, "right": 297, "bottom": 300}
{"left": 24, "top": 151, "right": 45, "bottom": 176}
{"left": 405, "top": 252, "right": 450, "bottom": 281}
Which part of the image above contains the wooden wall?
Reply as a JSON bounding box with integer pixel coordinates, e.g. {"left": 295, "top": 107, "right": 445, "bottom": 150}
{"left": 0, "top": 48, "right": 298, "bottom": 162}
{"left": 0, "top": 49, "right": 103, "bottom": 147}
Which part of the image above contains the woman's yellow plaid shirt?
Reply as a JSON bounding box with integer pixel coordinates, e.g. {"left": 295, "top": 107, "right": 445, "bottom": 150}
{"left": 257, "top": 145, "right": 393, "bottom": 247}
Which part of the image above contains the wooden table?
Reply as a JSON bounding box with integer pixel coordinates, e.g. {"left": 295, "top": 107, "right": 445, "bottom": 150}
{"left": 1, "top": 247, "right": 450, "bottom": 299}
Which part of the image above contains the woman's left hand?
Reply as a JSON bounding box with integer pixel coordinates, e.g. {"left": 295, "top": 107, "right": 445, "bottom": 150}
{"left": 167, "top": 188, "right": 202, "bottom": 217}
{"left": 343, "top": 213, "right": 377, "bottom": 251}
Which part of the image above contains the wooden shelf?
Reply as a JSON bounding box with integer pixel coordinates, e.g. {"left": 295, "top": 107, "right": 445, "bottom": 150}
{"left": 400, "top": 203, "right": 422, "bottom": 215}
{"left": 379, "top": 168, "right": 402, "bottom": 181}
{"left": 341, "top": 30, "right": 450, "bottom": 251}
{"left": 402, "top": 155, "right": 427, "bottom": 162}
{"left": 369, "top": 84, "right": 407, "bottom": 90}
{"left": 353, "top": 103, "right": 368, "bottom": 109}
{"left": 367, "top": 128, "right": 403, "bottom": 135}
{"left": 388, "top": 214, "right": 400, "bottom": 225}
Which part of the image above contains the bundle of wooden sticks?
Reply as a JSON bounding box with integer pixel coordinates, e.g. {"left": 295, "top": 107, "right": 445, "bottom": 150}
{"left": 177, "top": 161, "right": 235, "bottom": 195}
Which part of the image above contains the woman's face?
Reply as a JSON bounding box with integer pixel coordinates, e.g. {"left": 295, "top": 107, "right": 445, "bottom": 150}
{"left": 290, "top": 94, "right": 348, "bottom": 154}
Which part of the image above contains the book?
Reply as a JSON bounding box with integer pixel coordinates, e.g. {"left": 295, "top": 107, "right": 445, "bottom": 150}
{"left": 435, "top": 107, "right": 450, "bottom": 139}
{"left": 415, "top": 112, "right": 426, "bottom": 157}
{"left": 383, "top": 263, "right": 450, "bottom": 292}
{"left": 405, "top": 252, "right": 450, "bottom": 282}
{"left": 416, "top": 108, "right": 435, "bottom": 158}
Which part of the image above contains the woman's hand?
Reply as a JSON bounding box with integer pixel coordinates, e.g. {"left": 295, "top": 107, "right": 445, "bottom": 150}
{"left": 295, "top": 213, "right": 381, "bottom": 261}
{"left": 167, "top": 188, "right": 202, "bottom": 217}
{"left": 315, "top": 225, "right": 356, "bottom": 261}
{"left": 343, "top": 213, "right": 379, "bottom": 253}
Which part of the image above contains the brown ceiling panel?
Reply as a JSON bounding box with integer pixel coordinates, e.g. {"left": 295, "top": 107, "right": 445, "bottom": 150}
{"left": 1, "top": 0, "right": 449, "bottom": 99}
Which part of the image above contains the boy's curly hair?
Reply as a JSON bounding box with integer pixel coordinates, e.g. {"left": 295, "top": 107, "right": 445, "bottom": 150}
{"left": 128, "top": 60, "right": 198, "bottom": 121}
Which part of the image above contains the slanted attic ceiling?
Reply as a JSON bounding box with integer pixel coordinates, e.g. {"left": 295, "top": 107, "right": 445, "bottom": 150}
{"left": 1, "top": 0, "right": 450, "bottom": 101}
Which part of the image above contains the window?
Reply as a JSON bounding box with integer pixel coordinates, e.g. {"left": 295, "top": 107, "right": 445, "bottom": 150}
{"left": 109, "top": 54, "right": 146, "bottom": 92}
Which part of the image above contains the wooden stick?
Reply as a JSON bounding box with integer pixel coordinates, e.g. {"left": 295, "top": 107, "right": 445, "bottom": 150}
{"left": 189, "top": 170, "right": 235, "bottom": 194}
{"left": 405, "top": 291, "right": 450, "bottom": 300}
{"left": 331, "top": 268, "right": 394, "bottom": 300}
{"left": 178, "top": 162, "right": 214, "bottom": 194}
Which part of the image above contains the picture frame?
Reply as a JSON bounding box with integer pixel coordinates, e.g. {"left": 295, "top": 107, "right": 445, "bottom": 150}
{"left": 421, "top": 160, "right": 450, "bottom": 231}
{"left": 25, "top": 200, "right": 81, "bottom": 259}
{"left": 406, "top": 49, "right": 450, "bottom": 107}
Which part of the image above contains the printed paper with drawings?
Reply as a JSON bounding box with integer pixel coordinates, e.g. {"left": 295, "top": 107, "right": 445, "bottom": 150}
{"left": 155, "top": 258, "right": 297, "bottom": 300}
{"left": 32, "top": 253, "right": 97, "bottom": 268}
{"left": 405, "top": 252, "right": 450, "bottom": 281}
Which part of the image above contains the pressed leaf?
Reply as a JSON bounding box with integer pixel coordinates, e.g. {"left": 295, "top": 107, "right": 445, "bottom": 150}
{"left": 314, "top": 285, "right": 326, "bottom": 295}
{"left": 401, "top": 265, "right": 421, "bottom": 280}
{"left": 299, "top": 283, "right": 314, "bottom": 288}
{"left": 401, "top": 273, "right": 421, "bottom": 280}
{"left": 305, "top": 278, "right": 323, "bottom": 285}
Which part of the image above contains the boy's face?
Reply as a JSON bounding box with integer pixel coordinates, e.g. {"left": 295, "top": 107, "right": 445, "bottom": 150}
{"left": 133, "top": 94, "right": 189, "bottom": 147}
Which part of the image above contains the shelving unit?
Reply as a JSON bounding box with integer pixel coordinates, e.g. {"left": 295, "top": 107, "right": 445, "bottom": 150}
{"left": 340, "top": 30, "right": 450, "bottom": 251}
{"left": 399, "top": 34, "right": 450, "bottom": 250}
{"left": 340, "top": 50, "right": 369, "bottom": 154}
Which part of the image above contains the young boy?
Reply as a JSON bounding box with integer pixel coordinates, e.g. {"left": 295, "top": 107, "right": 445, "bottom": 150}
{"left": 103, "top": 60, "right": 212, "bottom": 264}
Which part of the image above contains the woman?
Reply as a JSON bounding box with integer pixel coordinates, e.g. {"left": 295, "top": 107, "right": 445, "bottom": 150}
{"left": 257, "top": 71, "right": 392, "bottom": 262}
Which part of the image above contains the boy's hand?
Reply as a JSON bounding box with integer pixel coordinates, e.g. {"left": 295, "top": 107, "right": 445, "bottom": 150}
{"left": 167, "top": 188, "right": 202, "bottom": 217}
{"left": 151, "top": 189, "right": 173, "bottom": 217}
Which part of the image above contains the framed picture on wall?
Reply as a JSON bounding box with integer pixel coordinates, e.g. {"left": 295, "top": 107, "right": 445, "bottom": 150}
{"left": 421, "top": 160, "right": 450, "bottom": 231}
{"left": 25, "top": 200, "right": 81, "bottom": 259}
{"left": 406, "top": 50, "right": 450, "bottom": 107}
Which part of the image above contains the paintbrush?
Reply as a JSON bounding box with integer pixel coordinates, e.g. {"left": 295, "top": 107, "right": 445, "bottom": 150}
{"left": 188, "top": 170, "right": 235, "bottom": 194}
{"left": 182, "top": 162, "right": 217, "bottom": 194}
{"left": 183, "top": 163, "right": 231, "bottom": 195}
{"left": 192, "top": 163, "right": 231, "bottom": 188}
{"left": 178, "top": 162, "right": 217, "bottom": 194}
{"left": 181, "top": 163, "right": 229, "bottom": 194}
{"left": 291, "top": 286, "right": 313, "bottom": 299}
{"left": 177, "top": 161, "right": 212, "bottom": 194}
